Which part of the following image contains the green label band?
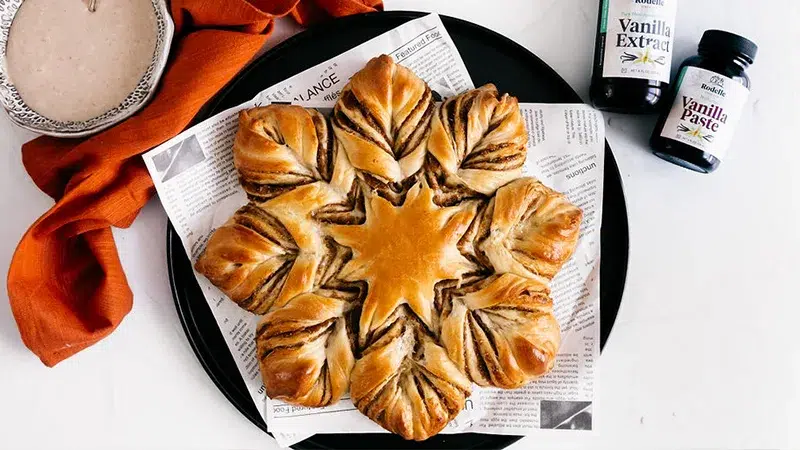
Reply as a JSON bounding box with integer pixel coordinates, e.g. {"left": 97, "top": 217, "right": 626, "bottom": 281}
{"left": 675, "top": 67, "right": 687, "bottom": 88}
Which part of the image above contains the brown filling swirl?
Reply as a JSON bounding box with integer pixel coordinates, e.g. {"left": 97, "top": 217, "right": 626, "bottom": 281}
{"left": 312, "top": 182, "right": 366, "bottom": 225}
{"left": 350, "top": 307, "right": 470, "bottom": 440}
{"left": 425, "top": 85, "right": 527, "bottom": 198}
{"left": 334, "top": 90, "right": 393, "bottom": 157}
{"left": 394, "top": 86, "right": 435, "bottom": 159}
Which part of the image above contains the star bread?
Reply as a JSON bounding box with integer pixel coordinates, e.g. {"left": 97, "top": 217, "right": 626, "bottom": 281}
{"left": 195, "top": 55, "right": 583, "bottom": 441}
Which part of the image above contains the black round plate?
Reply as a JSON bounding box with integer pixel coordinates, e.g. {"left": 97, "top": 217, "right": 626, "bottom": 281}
{"left": 167, "top": 11, "right": 629, "bottom": 450}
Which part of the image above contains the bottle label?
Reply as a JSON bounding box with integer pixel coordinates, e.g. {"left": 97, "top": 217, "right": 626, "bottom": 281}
{"left": 660, "top": 67, "right": 750, "bottom": 160}
{"left": 601, "top": 0, "right": 677, "bottom": 83}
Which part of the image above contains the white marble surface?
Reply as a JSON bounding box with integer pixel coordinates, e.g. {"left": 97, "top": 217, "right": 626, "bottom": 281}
{"left": 1, "top": 1, "right": 798, "bottom": 449}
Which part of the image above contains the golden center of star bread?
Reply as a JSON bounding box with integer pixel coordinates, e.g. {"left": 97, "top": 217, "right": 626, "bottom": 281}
{"left": 328, "top": 183, "right": 477, "bottom": 344}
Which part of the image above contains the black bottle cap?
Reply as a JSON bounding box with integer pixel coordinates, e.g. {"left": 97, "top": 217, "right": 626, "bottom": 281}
{"left": 699, "top": 30, "right": 758, "bottom": 64}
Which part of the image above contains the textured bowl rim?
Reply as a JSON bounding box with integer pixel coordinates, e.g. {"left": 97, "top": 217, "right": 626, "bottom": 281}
{"left": 0, "top": 0, "right": 174, "bottom": 138}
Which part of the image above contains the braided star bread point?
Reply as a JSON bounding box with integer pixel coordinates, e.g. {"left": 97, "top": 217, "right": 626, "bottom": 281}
{"left": 440, "top": 273, "right": 561, "bottom": 389}
{"left": 425, "top": 84, "right": 528, "bottom": 205}
{"left": 332, "top": 55, "right": 435, "bottom": 205}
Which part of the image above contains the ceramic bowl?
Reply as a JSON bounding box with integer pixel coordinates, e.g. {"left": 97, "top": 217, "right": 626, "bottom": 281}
{"left": 0, "top": 0, "right": 174, "bottom": 137}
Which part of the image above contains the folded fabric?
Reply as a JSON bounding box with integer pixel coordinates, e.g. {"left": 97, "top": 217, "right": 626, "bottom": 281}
{"left": 7, "top": 0, "right": 382, "bottom": 367}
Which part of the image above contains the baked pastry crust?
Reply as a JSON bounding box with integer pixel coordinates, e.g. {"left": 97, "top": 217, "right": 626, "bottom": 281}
{"left": 439, "top": 273, "right": 561, "bottom": 388}
{"left": 195, "top": 55, "right": 583, "bottom": 440}
{"left": 426, "top": 84, "right": 528, "bottom": 205}
{"left": 332, "top": 55, "right": 434, "bottom": 204}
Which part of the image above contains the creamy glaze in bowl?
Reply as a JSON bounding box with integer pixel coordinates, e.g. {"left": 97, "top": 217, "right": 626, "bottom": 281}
{"left": 0, "top": 0, "right": 173, "bottom": 137}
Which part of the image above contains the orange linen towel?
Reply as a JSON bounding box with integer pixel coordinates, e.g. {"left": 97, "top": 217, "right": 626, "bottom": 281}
{"left": 7, "top": 0, "right": 382, "bottom": 367}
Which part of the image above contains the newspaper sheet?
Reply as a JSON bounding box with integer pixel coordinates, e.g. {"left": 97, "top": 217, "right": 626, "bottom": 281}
{"left": 143, "top": 13, "right": 604, "bottom": 446}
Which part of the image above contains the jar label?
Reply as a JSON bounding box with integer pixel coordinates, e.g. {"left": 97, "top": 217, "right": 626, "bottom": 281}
{"left": 660, "top": 67, "right": 750, "bottom": 160}
{"left": 601, "top": 0, "right": 677, "bottom": 83}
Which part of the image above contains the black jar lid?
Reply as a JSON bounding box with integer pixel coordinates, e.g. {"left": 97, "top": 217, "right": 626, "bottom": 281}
{"left": 699, "top": 30, "right": 758, "bottom": 64}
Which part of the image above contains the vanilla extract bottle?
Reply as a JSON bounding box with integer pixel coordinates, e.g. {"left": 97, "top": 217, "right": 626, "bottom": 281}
{"left": 590, "top": 0, "right": 678, "bottom": 113}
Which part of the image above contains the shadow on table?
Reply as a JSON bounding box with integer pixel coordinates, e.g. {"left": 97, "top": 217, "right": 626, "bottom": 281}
{"left": 0, "top": 291, "right": 30, "bottom": 357}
